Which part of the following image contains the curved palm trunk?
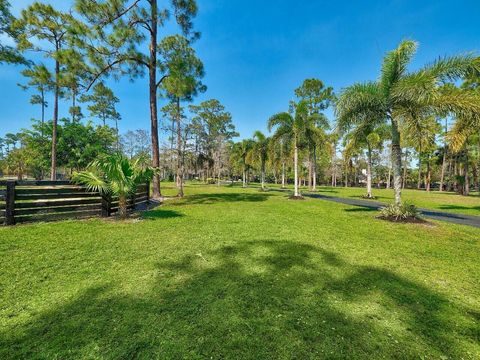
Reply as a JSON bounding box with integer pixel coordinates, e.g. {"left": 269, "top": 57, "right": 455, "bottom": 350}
{"left": 390, "top": 114, "right": 403, "bottom": 205}
{"left": 366, "top": 145, "right": 373, "bottom": 198}
{"left": 294, "top": 139, "right": 299, "bottom": 197}
{"left": 118, "top": 194, "right": 128, "bottom": 219}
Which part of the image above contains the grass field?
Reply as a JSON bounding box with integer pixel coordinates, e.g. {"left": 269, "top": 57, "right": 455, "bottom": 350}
{"left": 1, "top": 183, "right": 479, "bottom": 359}
{"left": 310, "top": 185, "right": 480, "bottom": 216}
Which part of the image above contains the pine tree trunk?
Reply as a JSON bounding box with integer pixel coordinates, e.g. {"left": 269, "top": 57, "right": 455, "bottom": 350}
{"left": 176, "top": 97, "right": 184, "bottom": 197}
{"left": 149, "top": 0, "right": 161, "bottom": 198}
{"left": 390, "top": 114, "right": 403, "bottom": 205}
{"left": 308, "top": 153, "right": 312, "bottom": 191}
{"left": 50, "top": 57, "right": 59, "bottom": 181}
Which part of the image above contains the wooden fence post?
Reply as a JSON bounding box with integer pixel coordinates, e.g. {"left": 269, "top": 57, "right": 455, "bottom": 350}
{"left": 101, "top": 193, "right": 111, "bottom": 217}
{"left": 5, "top": 180, "right": 16, "bottom": 225}
{"left": 146, "top": 181, "right": 150, "bottom": 203}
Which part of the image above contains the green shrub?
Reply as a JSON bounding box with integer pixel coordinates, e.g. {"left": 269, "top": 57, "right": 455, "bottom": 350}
{"left": 379, "top": 202, "right": 421, "bottom": 221}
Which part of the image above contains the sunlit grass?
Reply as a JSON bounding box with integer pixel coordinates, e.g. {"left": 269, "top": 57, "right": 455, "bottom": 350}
{"left": 0, "top": 183, "right": 479, "bottom": 359}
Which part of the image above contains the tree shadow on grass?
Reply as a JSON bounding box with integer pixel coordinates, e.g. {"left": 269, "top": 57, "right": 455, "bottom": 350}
{"left": 142, "top": 209, "right": 184, "bottom": 220}
{"left": 438, "top": 205, "right": 480, "bottom": 213}
{"left": 343, "top": 207, "right": 378, "bottom": 212}
{"left": 172, "top": 192, "right": 272, "bottom": 206}
{"left": 1, "top": 241, "right": 477, "bottom": 359}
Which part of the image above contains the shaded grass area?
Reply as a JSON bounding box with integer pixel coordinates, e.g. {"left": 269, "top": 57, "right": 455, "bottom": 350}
{"left": 0, "top": 184, "right": 479, "bottom": 359}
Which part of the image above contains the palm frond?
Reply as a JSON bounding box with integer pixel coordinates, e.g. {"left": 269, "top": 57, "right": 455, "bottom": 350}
{"left": 380, "top": 39, "right": 418, "bottom": 92}
{"left": 72, "top": 171, "right": 110, "bottom": 194}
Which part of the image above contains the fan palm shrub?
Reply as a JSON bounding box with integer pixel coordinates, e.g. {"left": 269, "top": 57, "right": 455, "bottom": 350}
{"left": 73, "top": 153, "right": 157, "bottom": 219}
{"left": 336, "top": 40, "right": 480, "bottom": 206}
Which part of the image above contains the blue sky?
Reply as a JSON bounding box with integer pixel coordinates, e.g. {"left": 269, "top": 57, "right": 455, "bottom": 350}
{"left": 1, "top": 0, "right": 479, "bottom": 141}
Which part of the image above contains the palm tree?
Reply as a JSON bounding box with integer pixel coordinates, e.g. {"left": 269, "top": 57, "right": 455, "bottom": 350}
{"left": 401, "top": 114, "right": 439, "bottom": 191}
{"left": 340, "top": 121, "right": 388, "bottom": 198}
{"left": 231, "top": 139, "right": 253, "bottom": 188}
{"left": 250, "top": 131, "right": 270, "bottom": 190}
{"left": 73, "top": 154, "right": 157, "bottom": 219}
{"left": 304, "top": 112, "right": 329, "bottom": 191}
{"left": 268, "top": 101, "right": 309, "bottom": 198}
{"left": 336, "top": 39, "right": 480, "bottom": 205}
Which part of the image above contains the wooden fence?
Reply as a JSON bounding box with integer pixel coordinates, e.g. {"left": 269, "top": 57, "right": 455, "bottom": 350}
{"left": 0, "top": 180, "right": 150, "bottom": 226}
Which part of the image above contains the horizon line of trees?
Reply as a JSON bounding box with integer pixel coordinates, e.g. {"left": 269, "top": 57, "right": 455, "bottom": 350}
{"left": 1, "top": 1, "right": 479, "bottom": 202}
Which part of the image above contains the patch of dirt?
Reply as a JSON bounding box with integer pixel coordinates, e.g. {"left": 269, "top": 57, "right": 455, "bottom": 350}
{"left": 288, "top": 195, "right": 305, "bottom": 200}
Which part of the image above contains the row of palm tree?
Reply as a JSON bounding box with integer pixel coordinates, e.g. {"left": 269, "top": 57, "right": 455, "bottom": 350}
{"left": 336, "top": 40, "right": 480, "bottom": 205}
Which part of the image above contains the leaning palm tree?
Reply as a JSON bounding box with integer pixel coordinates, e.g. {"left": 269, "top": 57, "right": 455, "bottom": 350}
{"left": 336, "top": 39, "right": 480, "bottom": 206}
{"left": 268, "top": 101, "right": 309, "bottom": 198}
{"left": 73, "top": 153, "right": 157, "bottom": 219}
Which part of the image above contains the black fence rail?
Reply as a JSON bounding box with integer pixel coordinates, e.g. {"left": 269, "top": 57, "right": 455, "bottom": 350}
{"left": 0, "top": 180, "right": 150, "bottom": 226}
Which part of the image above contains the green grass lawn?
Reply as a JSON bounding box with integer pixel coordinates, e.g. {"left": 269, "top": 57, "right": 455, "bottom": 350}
{"left": 250, "top": 181, "right": 480, "bottom": 216}
{"left": 311, "top": 185, "right": 480, "bottom": 216}
{"left": 1, "top": 183, "right": 479, "bottom": 359}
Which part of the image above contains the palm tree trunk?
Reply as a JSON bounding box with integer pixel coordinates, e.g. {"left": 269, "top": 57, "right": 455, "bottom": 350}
{"left": 261, "top": 161, "right": 265, "bottom": 190}
{"left": 281, "top": 161, "right": 286, "bottom": 188}
{"left": 439, "top": 118, "right": 448, "bottom": 192}
{"left": 417, "top": 150, "right": 422, "bottom": 190}
{"left": 294, "top": 139, "right": 299, "bottom": 197}
{"left": 149, "top": 0, "right": 161, "bottom": 198}
{"left": 464, "top": 152, "right": 470, "bottom": 196}
{"left": 118, "top": 194, "right": 127, "bottom": 219}
{"left": 402, "top": 148, "right": 408, "bottom": 189}
{"left": 312, "top": 145, "right": 317, "bottom": 191}
{"left": 425, "top": 155, "right": 431, "bottom": 192}
{"left": 242, "top": 166, "right": 246, "bottom": 188}
{"left": 390, "top": 115, "right": 403, "bottom": 205}
{"left": 366, "top": 145, "right": 373, "bottom": 198}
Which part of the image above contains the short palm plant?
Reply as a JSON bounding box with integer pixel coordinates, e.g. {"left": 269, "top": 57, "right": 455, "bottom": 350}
{"left": 73, "top": 153, "right": 157, "bottom": 219}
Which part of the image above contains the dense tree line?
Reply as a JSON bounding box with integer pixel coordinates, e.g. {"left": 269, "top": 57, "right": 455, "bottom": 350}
{"left": 1, "top": 2, "right": 480, "bottom": 203}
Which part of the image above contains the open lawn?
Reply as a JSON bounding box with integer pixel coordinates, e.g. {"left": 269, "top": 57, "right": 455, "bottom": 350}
{"left": 0, "top": 183, "right": 479, "bottom": 359}
{"left": 250, "top": 182, "right": 480, "bottom": 216}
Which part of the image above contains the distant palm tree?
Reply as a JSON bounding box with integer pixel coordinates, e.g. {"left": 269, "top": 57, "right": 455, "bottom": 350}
{"left": 231, "top": 139, "right": 253, "bottom": 188}
{"left": 250, "top": 131, "right": 270, "bottom": 190}
{"left": 336, "top": 39, "right": 480, "bottom": 205}
{"left": 340, "top": 122, "right": 388, "bottom": 198}
{"left": 269, "top": 101, "right": 309, "bottom": 197}
{"left": 73, "top": 154, "right": 157, "bottom": 219}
